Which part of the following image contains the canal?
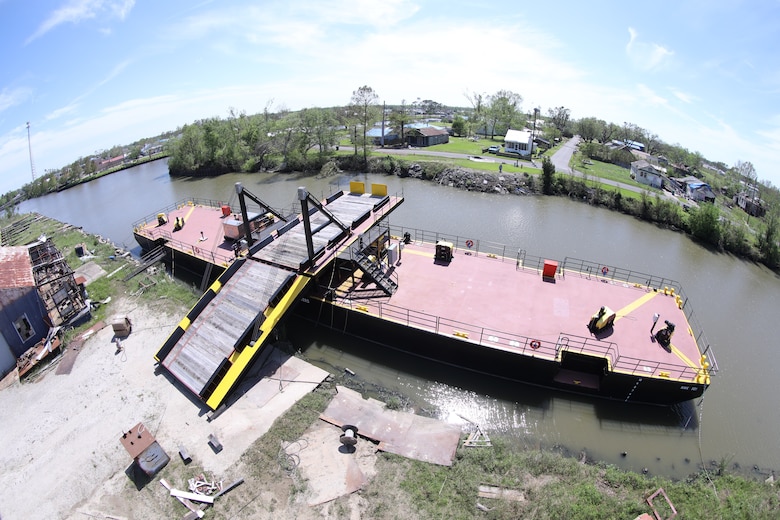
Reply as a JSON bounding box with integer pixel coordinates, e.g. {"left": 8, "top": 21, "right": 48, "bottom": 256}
{"left": 18, "top": 159, "right": 780, "bottom": 480}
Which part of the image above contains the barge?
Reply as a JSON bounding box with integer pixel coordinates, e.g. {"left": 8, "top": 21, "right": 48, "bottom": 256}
{"left": 298, "top": 225, "right": 718, "bottom": 406}
{"left": 141, "top": 182, "right": 717, "bottom": 408}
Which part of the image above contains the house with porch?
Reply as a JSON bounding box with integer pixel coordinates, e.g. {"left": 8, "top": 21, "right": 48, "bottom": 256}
{"left": 503, "top": 129, "right": 534, "bottom": 157}
{"left": 630, "top": 160, "right": 667, "bottom": 189}
{"left": 406, "top": 126, "right": 449, "bottom": 147}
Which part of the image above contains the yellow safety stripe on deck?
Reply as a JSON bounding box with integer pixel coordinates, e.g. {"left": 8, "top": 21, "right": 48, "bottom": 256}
{"left": 669, "top": 343, "right": 698, "bottom": 370}
{"left": 613, "top": 291, "right": 699, "bottom": 373}
{"left": 183, "top": 205, "right": 196, "bottom": 222}
{"left": 404, "top": 248, "right": 434, "bottom": 258}
{"left": 205, "top": 274, "right": 312, "bottom": 410}
{"left": 613, "top": 291, "right": 658, "bottom": 323}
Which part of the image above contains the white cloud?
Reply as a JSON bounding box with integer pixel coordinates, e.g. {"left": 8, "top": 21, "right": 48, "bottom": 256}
{"left": 0, "top": 87, "right": 33, "bottom": 113}
{"left": 44, "top": 60, "right": 132, "bottom": 122}
{"left": 625, "top": 27, "right": 674, "bottom": 71}
{"left": 636, "top": 84, "right": 668, "bottom": 107}
{"left": 672, "top": 89, "right": 695, "bottom": 104}
{"left": 25, "top": 0, "right": 136, "bottom": 44}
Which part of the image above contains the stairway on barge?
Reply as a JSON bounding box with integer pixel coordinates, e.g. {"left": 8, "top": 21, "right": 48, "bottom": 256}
{"left": 354, "top": 250, "right": 397, "bottom": 295}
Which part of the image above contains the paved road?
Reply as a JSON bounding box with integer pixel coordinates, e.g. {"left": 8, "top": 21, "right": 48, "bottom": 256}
{"left": 550, "top": 135, "right": 580, "bottom": 174}
{"left": 354, "top": 138, "right": 660, "bottom": 198}
{"left": 549, "top": 136, "right": 654, "bottom": 197}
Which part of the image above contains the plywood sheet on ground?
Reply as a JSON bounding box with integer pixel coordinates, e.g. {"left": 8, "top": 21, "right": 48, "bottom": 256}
{"left": 320, "top": 386, "right": 461, "bottom": 466}
{"left": 74, "top": 261, "right": 107, "bottom": 286}
{"left": 283, "top": 422, "right": 372, "bottom": 506}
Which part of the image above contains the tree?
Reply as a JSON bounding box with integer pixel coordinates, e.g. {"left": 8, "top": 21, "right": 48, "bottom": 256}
{"left": 576, "top": 117, "right": 601, "bottom": 142}
{"left": 548, "top": 107, "right": 571, "bottom": 136}
{"left": 350, "top": 85, "right": 380, "bottom": 164}
{"left": 735, "top": 160, "right": 758, "bottom": 187}
{"left": 419, "top": 99, "right": 444, "bottom": 114}
{"left": 541, "top": 156, "right": 555, "bottom": 195}
{"left": 451, "top": 115, "right": 466, "bottom": 137}
{"left": 486, "top": 90, "right": 523, "bottom": 139}
{"left": 389, "top": 100, "right": 414, "bottom": 144}
{"left": 464, "top": 90, "right": 487, "bottom": 138}
{"left": 599, "top": 122, "right": 619, "bottom": 144}
{"left": 295, "top": 107, "right": 337, "bottom": 159}
{"left": 687, "top": 202, "right": 721, "bottom": 247}
{"left": 167, "top": 123, "right": 206, "bottom": 174}
{"left": 757, "top": 210, "right": 780, "bottom": 268}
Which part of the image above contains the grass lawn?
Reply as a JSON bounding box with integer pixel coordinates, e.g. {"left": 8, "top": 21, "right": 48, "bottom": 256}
{"left": 427, "top": 136, "right": 503, "bottom": 155}
{"left": 571, "top": 152, "right": 642, "bottom": 187}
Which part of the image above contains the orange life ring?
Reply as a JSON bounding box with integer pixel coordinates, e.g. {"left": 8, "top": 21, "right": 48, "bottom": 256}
{"left": 530, "top": 339, "right": 541, "bottom": 350}
{"left": 465, "top": 239, "right": 474, "bottom": 249}
{"left": 601, "top": 266, "right": 609, "bottom": 276}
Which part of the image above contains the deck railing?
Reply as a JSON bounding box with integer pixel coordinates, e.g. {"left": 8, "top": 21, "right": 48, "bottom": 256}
{"left": 341, "top": 296, "right": 708, "bottom": 381}
{"left": 132, "top": 197, "right": 235, "bottom": 232}
{"left": 379, "top": 224, "right": 718, "bottom": 379}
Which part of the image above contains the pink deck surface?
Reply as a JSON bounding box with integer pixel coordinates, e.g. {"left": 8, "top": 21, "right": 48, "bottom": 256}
{"left": 135, "top": 203, "right": 238, "bottom": 266}
{"left": 337, "top": 242, "right": 706, "bottom": 382}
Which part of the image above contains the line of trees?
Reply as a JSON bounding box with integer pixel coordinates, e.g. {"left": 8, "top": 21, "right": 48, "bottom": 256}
{"left": 167, "top": 105, "right": 341, "bottom": 176}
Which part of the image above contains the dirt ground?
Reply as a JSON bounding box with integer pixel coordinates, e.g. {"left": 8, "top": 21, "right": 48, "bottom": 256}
{"left": 0, "top": 298, "right": 378, "bottom": 520}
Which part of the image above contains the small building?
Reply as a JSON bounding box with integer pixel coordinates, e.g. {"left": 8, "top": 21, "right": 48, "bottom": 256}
{"left": 0, "top": 248, "right": 50, "bottom": 377}
{"left": 97, "top": 154, "right": 126, "bottom": 172}
{"left": 677, "top": 176, "right": 716, "bottom": 203}
{"left": 0, "top": 240, "right": 90, "bottom": 377}
{"left": 406, "top": 127, "right": 449, "bottom": 147}
{"left": 366, "top": 127, "right": 398, "bottom": 145}
{"left": 504, "top": 129, "right": 534, "bottom": 157}
{"left": 630, "top": 160, "right": 667, "bottom": 189}
{"left": 734, "top": 191, "right": 766, "bottom": 217}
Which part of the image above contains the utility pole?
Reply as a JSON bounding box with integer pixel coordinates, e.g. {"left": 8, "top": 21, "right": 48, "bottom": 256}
{"left": 381, "top": 101, "right": 386, "bottom": 147}
{"left": 27, "top": 122, "right": 37, "bottom": 182}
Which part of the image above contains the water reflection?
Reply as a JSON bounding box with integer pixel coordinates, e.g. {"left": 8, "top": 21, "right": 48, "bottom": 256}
{"left": 287, "top": 315, "right": 705, "bottom": 477}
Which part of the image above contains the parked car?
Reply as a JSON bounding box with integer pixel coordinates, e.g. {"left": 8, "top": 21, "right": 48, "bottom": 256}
{"left": 487, "top": 145, "right": 500, "bottom": 154}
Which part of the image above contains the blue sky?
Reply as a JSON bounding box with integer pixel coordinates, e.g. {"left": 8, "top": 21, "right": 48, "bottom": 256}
{"left": 1, "top": 0, "right": 779, "bottom": 194}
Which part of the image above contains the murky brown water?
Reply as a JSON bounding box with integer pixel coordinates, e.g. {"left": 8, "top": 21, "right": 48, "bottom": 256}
{"left": 20, "top": 160, "right": 780, "bottom": 479}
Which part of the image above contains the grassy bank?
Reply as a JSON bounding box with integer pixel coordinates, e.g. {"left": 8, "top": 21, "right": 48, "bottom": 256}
{"left": 0, "top": 212, "right": 199, "bottom": 337}
{"left": 209, "top": 384, "right": 779, "bottom": 519}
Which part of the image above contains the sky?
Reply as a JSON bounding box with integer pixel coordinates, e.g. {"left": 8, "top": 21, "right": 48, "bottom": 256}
{"left": 1, "top": 0, "right": 779, "bottom": 194}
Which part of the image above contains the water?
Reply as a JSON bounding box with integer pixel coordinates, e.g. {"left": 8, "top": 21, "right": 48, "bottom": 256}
{"left": 18, "top": 160, "right": 780, "bottom": 479}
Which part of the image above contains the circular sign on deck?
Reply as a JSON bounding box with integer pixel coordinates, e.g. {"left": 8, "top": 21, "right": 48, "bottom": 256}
{"left": 466, "top": 239, "right": 474, "bottom": 249}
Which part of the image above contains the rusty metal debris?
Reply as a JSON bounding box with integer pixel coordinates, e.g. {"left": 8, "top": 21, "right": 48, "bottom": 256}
{"left": 119, "top": 422, "right": 170, "bottom": 477}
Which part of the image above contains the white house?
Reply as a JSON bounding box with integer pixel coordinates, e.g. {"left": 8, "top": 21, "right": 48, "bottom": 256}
{"left": 678, "top": 176, "right": 716, "bottom": 203}
{"left": 503, "top": 129, "right": 534, "bottom": 157}
{"left": 630, "top": 160, "right": 666, "bottom": 189}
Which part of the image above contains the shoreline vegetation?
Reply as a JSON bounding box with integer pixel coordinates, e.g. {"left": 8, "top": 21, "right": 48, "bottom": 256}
{"left": 4, "top": 98, "right": 777, "bottom": 271}
{"left": 2, "top": 201, "right": 778, "bottom": 518}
